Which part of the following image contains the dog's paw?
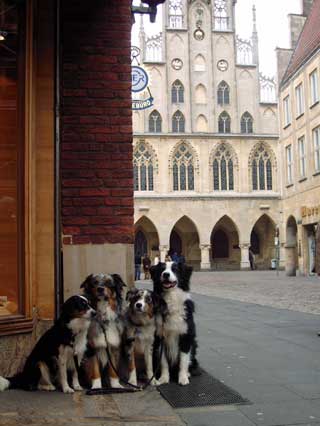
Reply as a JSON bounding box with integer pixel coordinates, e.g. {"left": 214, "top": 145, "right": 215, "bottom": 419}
{"left": 110, "top": 378, "right": 124, "bottom": 389}
{"left": 91, "top": 378, "right": 102, "bottom": 389}
{"left": 156, "top": 375, "right": 170, "bottom": 385}
{"left": 73, "top": 384, "right": 83, "bottom": 391}
{"left": 178, "top": 374, "right": 190, "bottom": 386}
{"left": 62, "top": 386, "right": 75, "bottom": 394}
{"left": 38, "top": 384, "right": 56, "bottom": 391}
{"left": 150, "top": 377, "right": 158, "bottom": 386}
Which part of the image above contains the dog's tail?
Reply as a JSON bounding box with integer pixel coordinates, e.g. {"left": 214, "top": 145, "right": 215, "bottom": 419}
{"left": 0, "top": 372, "right": 35, "bottom": 391}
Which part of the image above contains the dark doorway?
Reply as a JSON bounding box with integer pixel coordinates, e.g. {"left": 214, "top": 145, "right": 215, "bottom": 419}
{"left": 250, "top": 229, "right": 260, "bottom": 254}
{"left": 212, "top": 229, "right": 229, "bottom": 258}
{"left": 170, "top": 230, "right": 182, "bottom": 256}
{"left": 135, "top": 230, "right": 147, "bottom": 256}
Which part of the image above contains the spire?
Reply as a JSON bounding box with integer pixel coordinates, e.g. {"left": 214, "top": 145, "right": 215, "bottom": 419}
{"left": 252, "top": 4, "right": 259, "bottom": 65}
{"left": 138, "top": 11, "right": 146, "bottom": 61}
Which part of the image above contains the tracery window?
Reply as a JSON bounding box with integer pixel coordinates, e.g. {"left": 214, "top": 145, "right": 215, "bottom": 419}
{"left": 250, "top": 143, "right": 274, "bottom": 190}
{"left": 212, "top": 143, "right": 234, "bottom": 191}
{"left": 148, "top": 110, "right": 162, "bottom": 133}
{"left": 133, "top": 142, "right": 155, "bottom": 191}
{"left": 214, "top": 0, "right": 228, "bottom": 31}
{"left": 172, "top": 110, "right": 185, "bottom": 132}
{"left": 241, "top": 112, "right": 253, "bottom": 134}
{"left": 218, "top": 111, "right": 231, "bottom": 133}
{"left": 217, "top": 81, "right": 230, "bottom": 105}
{"left": 168, "top": 0, "right": 183, "bottom": 29}
{"left": 171, "top": 80, "right": 184, "bottom": 103}
{"left": 172, "top": 143, "right": 194, "bottom": 191}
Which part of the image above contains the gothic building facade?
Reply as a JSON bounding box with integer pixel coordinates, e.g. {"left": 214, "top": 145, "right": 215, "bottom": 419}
{"left": 133, "top": 0, "right": 281, "bottom": 270}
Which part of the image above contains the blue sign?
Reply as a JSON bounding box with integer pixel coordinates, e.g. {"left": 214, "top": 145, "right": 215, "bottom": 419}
{"left": 132, "top": 66, "right": 149, "bottom": 93}
{"left": 132, "top": 96, "right": 154, "bottom": 110}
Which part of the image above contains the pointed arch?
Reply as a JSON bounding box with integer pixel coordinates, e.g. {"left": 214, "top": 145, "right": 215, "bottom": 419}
{"left": 148, "top": 109, "right": 162, "bottom": 133}
{"left": 263, "top": 107, "right": 276, "bottom": 117}
{"left": 215, "top": 35, "right": 230, "bottom": 47}
{"left": 150, "top": 66, "right": 162, "bottom": 80}
{"left": 217, "top": 80, "right": 230, "bottom": 105}
{"left": 248, "top": 142, "right": 277, "bottom": 191}
{"left": 241, "top": 111, "right": 253, "bottom": 134}
{"left": 250, "top": 214, "right": 277, "bottom": 269}
{"left": 196, "top": 114, "right": 208, "bottom": 132}
{"left": 194, "top": 54, "right": 206, "bottom": 71}
{"left": 169, "top": 140, "right": 199, "bottom": 190}
{"left": 195, "top": 84, "right": 207, "bottom": 104}
{"left": 218, "top": 111, "right": 231, "bottom": 133}
{"left": 169, "top": 215, "right": 201, "bottom": 268}
{"left": 209, "top": 142, "right": 238, "bottom": 191}
{"left": 133, "top": 139, "right": 158, "bottom": 191}
{"left": 239, "top": 69, "right": 253, "bottom": 80}
{"left": 171, "top": 79, "right": 184, "bottom": 103}
{"left": 172, "top": 110, "right": 185, "bottom": 132}
{"left": 211, "top": 215, "right": 240, "bottom": 268}
{"left": 134, "top": 216, "right": 160, "bottom": 257}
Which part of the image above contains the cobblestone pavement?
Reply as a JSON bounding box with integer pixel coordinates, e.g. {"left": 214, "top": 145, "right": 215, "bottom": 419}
{"left": 189, "top": 270, "right": 320, "bottom": 315}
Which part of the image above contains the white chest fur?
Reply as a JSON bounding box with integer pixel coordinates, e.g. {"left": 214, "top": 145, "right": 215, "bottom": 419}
{"left": 68, "top": 318, "right": 90, "bottom": 362}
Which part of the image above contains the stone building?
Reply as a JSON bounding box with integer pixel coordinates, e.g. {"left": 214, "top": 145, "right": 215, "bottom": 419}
{"left": 277, "top": 0, "right": 320, "bottom": 276}
{"left": 133, "top": 0, "right": 281, "bottom": 271}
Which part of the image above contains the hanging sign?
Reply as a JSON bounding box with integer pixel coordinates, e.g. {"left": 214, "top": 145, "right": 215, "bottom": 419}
{"left": 131, "top": 61, "right": 154, "bottom": 110}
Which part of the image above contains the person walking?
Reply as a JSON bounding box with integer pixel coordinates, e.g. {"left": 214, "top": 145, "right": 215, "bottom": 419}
{"left": 134, "top": 253, "right": 141, "bottom": 281}
{"left": 142, "top": 254, "right": 151, "bottom": 280}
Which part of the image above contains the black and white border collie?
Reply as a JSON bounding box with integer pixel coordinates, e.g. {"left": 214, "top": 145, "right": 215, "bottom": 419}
{"left": 0, "top": 295, "right": 95, "bottom": 393}
{"left": 124, "top": 288, "right": 165, "bottom": 386}
{"left": 150, "top": 261, "right": 199, "bottom": 386}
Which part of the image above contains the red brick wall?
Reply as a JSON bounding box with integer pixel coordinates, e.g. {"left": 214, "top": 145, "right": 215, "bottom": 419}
{"left": 61, "top": 0, "right": 134, "bottom": 245}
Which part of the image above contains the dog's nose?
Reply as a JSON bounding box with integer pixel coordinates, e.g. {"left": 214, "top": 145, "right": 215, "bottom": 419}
{"left": 162, "top": 272, "right": 170, "bottom": 280}
{"left": 90, "top": 309, "right": 96, "bottom": 317}
{"left": 135, "top": 302, "right": 142, "bottom": 309}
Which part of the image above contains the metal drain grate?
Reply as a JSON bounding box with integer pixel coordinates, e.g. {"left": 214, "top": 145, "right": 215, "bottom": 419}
{"left": 157, "top": 369, "right": 250, "bottom": 408}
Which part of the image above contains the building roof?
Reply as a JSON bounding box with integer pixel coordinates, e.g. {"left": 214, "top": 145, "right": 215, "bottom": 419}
{"left": 282, "top": 0, "right": 320, "bottom": 85}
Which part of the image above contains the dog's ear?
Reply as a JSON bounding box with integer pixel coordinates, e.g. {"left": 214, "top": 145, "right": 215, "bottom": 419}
{"left": 80, "top": 274, "right": 93, "bottom": 292}
{"left": 150, "top": 263, "right": 164, "bottom": 294}
{"left": 111, "top": 273, "right": 127, "bottom": 289}
{"left": 126, "top": 287, "right": 138, "bottom": 302}
{"left": 177, "top": 263, "right": 193, "bottom": 291}
{"left": 150, "top": 265, "right": 157, "bottom": 280}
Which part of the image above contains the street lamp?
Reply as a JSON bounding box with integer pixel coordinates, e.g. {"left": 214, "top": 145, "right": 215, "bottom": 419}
{"left": 132, "top": 0, "right": 166, "bottom": 23}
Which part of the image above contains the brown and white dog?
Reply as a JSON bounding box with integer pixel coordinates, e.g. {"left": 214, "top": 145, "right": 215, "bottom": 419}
{"left": 80, "top": 273, "right": 126, "bottom": 389}
{"left": 124, "top": 288, "right": 166, "bottom": 386}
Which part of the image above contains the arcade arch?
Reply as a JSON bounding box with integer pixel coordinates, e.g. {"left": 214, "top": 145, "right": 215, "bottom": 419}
{"left": 250, "top": 214, "right": 276, "bottom": 269}
{"left": 134, "top": 216, "right": 160, "bottom": 260}
{"left": 210, "top": 216, "right": 240, "bottom": 269}
{"left": 169, "top": 216, "right": 201, "bottom": 269}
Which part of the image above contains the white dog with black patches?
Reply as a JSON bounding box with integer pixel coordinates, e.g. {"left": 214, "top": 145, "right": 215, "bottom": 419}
{"left": 150, "top": 261, "right": 200, "bottom": 386}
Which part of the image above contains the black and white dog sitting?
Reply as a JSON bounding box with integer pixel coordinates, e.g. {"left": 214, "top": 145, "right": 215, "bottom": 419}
{"left": 124, "top": 288, "right": 166, "bottom": 386}
{"left": 0, "top": 295, "right": 95, "bottom": 393}
{"left": 150, "top": 261, "right": 200, "bottom": 386}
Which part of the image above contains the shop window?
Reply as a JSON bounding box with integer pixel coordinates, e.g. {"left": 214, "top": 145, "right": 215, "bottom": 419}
{"left": 0, "top": 1, "right": 25, "bottom": 318}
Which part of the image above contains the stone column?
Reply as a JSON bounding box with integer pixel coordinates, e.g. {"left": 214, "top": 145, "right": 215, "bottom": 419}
{"left": 200, "top": 244, "right": 211, "bottom": 270}
{"left": 239, "top": 243, "right": 250, "bottom": 270}
{"left": 159, "top": 245, "right": 169, "bottom": 262}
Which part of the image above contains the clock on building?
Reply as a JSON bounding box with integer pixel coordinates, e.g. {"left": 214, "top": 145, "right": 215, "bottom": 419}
{"left": 171, "top": 58, "right": 183, "bottom": 70}
{"left": 217, "top": 59, "right": 228, "bottom": 71}
{"left": 193, "top": 28, "right": 205, "bottom": 41}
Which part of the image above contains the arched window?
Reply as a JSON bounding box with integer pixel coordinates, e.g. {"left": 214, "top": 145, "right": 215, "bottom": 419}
{"left": 218, "top": 111, "right": 230, "bottom": 133}
{"left": 213, "top": 229, "right": 229, "bottom": 257}
{"left": 212, "top": 143, "right": 235, "bottom": 191}
{"left": 250, "top": 143, "right": 274, "bottom": 191}
{"left": 172, "top": 110, "right": 185, "bottom": 132}
{"left": 172, "top": 143, "right": 194, "bottom": 191}
{"left": 171, "top": 80, "right": 184, "bottom": 103}
{"left": 214, "top": 0, "right": 228, "bottom": 31}
{"left": 168, "top": 0, "right": 183, "bottom": 29}
{"left": 148, "top": 110, "right": 162, "bottom": 133}
{"left": 217, "top": 81, "right": 230, "bottom": 105}
{"left": 241, "top": 112, "right": 253, "bottom": 133}
{"left": 133, "top": 142, "right": 155, "bottom": 191}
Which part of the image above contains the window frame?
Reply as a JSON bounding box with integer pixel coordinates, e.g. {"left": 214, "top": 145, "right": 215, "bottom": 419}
{"left": 295, "top": 83, "right": 304, "bottom": 117}
{"left": 309, "top": 69, "right": 319, "bottom": 107}
{"left": 298, "top": 136, "right": 306, "bottom": 178}
{"left": 286, "top": 144, "right": 293, "bottom": 184}
{"left": 283, "top": 95, "right": 291, "bottom": 127}
{"left": 312, "top": 126, "right": 320, "bottom": 172}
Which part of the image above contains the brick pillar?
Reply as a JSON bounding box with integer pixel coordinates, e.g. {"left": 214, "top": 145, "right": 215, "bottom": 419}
{"left": 60, "top": 0, "right": 134, "bottom": 295}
